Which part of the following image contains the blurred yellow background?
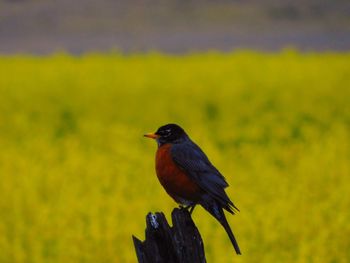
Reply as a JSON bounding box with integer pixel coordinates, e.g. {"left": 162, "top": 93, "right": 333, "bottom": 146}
{"left": 0, "top": 51, "right": 349, "bottom": 262}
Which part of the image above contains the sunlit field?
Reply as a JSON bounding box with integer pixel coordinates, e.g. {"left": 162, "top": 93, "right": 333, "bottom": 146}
{"left": 0, "top": 51, "right": 349, "bottom": 263}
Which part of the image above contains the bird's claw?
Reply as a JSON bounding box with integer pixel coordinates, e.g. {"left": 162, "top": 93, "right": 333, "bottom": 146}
{"left": 180, "top": 205, "right": 196, "bottom": 215}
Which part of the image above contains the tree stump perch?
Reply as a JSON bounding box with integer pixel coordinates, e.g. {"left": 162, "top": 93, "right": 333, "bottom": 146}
{"left": 132, "top": 208, "right": 206, "bottom": 263}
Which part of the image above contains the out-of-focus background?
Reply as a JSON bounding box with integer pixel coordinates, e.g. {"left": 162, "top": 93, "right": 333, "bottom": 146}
{"left": 1, "top": 0, "right": 350, "bottom": 53}
{"left": 1, "top": 1, "right": 350, "bottom": 263}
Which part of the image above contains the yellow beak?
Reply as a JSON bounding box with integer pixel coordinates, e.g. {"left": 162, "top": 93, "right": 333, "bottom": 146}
{"left": 144, "top": 133, "right": 159, "bottom": 139}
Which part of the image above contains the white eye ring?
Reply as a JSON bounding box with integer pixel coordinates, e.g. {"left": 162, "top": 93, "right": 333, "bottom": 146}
{"left": 163, "top": 129, "right": 171, "bottom": 137}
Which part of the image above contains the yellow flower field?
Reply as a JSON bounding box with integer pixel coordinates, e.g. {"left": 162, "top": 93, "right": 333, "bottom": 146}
{"left": 0, "top": 51, "right": 349, "bottom": 262}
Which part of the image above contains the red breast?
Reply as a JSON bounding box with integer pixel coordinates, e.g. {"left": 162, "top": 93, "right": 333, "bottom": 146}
{"left": 155, "top": 143, "right": 202, "bottom": 204}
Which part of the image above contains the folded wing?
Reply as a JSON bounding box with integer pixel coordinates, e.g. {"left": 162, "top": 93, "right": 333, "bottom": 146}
{"left": 171, "top": 141, "right": 238, "bottom": 213}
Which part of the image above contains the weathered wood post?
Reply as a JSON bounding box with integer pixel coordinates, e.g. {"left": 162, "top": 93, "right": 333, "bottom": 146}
{"left": 132, "top": 208, "right": 206, "bottom": 263}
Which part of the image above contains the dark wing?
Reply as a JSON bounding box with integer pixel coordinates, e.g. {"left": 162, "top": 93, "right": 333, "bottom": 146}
{"left": 171, "top": 140, "right": 238, "bottom": 213}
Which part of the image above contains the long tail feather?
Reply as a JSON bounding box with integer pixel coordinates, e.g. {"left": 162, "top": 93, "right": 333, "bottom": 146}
{"left": 201, "top": 200, "right": 241, "bottom": 255}
{"left": 220, "top": 212, "right": 241, "bottom": 255}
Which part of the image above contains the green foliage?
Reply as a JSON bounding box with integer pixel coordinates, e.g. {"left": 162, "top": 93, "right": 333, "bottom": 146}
{"left": 0, "top": 51, "right": 349, "bottom": 262}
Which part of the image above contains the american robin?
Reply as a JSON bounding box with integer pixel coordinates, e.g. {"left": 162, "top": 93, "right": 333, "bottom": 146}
{"left": 144, "top": 123, "right": 241, "bottom": 255}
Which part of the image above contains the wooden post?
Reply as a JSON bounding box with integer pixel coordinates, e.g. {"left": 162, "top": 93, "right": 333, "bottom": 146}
{"left": 132, "top": 208, "right": 206, "bottom": 263}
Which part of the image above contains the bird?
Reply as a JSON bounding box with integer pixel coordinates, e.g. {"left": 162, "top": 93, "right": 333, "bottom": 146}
{"left": 144, "top": 123, "right": 241, "bottom": 255}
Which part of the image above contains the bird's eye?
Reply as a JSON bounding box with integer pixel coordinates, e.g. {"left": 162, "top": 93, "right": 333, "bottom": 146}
{"left": 162, "top": 129, "right": 171, "bottom": 137}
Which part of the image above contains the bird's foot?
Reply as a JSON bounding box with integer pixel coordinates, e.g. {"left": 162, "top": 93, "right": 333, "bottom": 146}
{"left": 181, "top": 205, "right": 196, "bottom": 215}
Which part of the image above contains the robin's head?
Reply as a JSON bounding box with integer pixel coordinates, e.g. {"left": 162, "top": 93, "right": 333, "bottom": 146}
{"left": 144, "top": 124, "right": 188, "bottom": 146}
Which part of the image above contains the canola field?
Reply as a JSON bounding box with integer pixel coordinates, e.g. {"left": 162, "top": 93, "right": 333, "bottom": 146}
{"left": 0, "top": 51, "right": 349, "bottom": 263}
